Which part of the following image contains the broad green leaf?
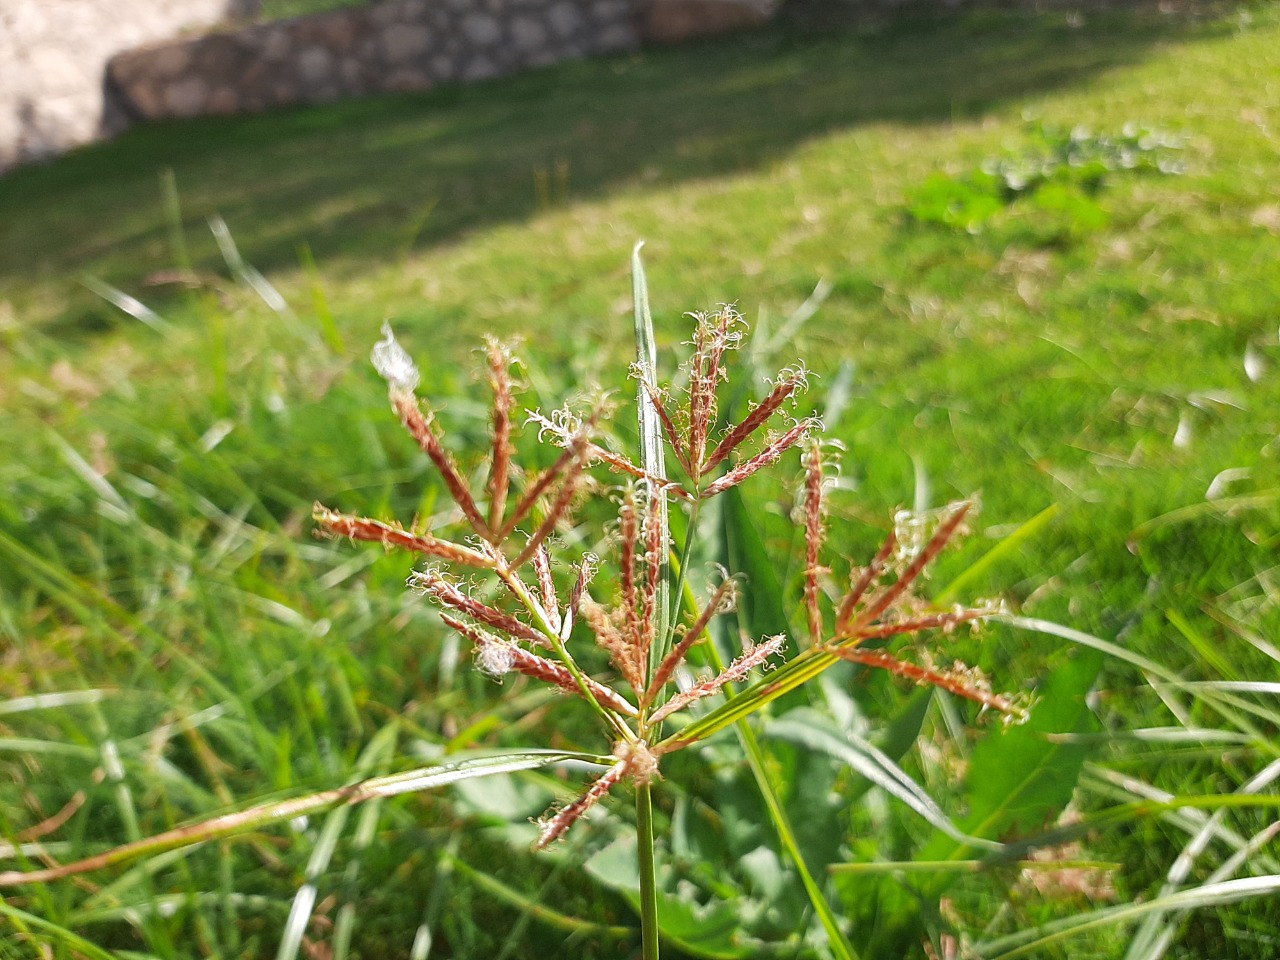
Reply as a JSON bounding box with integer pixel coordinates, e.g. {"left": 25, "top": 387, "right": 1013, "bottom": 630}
{"left": 877, "top": 686, "right": 934, "bottom": 767}
{"left": 719, "top": 484, "right": 792, "bottom": 641}
{"left": 916, "top": 644, "right": 1103, "bottom": 876}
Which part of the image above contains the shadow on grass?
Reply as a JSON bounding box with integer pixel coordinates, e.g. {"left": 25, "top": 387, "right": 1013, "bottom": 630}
{"left": 0, "top": 4, "right": 1229, "bottom": 334}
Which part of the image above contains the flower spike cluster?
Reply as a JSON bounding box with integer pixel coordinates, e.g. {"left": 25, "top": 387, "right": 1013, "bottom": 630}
{"left": 798, "top": 446, "right": 1028, "bottom": 723}
{"left": 632, "top": 305, "right": 820, "bottom": 493}
{"left": 316, "top": 313, "right": 1026, "bottom": 849}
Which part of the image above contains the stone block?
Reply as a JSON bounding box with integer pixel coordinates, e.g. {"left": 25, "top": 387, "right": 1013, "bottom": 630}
{"left": 207, "top": 86, "right": 240, "bottom": 113}
{"left": 148, "top": 44, "right": 193, "bottom": 79}
{"left": 548, "top": 2, "right": 585, "bottom": 39}
{"left": 383, "top": 24, "right": 433, "bottom": 62}
{"left": 298, "top": 45, "right": 335, "bottom": 84}
{"left": 461, "top": 12, "right": 503, "bottom": 46}
{"left": 163, "top": 77, "right": 210, "bottom": 118}
{"left": 4, "top": 0, "right": 790, "bottom": 172}
{"left": 641, "top": 0, "right": 777, "bottom": 43}
{"left": 595, "top": 22, "right": 640, "bottom": 50}
{"left": 426, "top": 54, "right": 455, "bottom": 79}
{"left": 510, "top": 16, "right": 549, "bottom": 52}
{"left": 386, "top": 68, "right": 433, "bottom": 92}
{"left": 590, "top": 0, "right": 633, "bottom": 23}
{"left": 461, "top": 54, "right": 502, "bottom": 81}
{"left": 2, "top": 0, "right": 240, "bottom": 172}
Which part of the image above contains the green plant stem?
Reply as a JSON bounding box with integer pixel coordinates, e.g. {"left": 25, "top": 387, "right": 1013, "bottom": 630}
{"left": 671, "top": 569, "right": 859, "bottom": 960}
{"left": 635, "top": 778, "right": 660, "bottom": 960}
{"left": 496, "top": 562, "right": 633, "bottom": 741}
{"left": 736, "top": 719, "right": 859, "bottom": 960}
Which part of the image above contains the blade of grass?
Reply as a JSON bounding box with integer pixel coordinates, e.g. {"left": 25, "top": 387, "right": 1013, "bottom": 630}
{"left": 0, "top": 750, "right": 608, "bottom": 886}
{"left": 632, "top": 241, "right": 664, "bottom": 960}
{"left": 448, "top": 853, "right": 635, "bottom": 939}
{"left": 766, "top": 710, "right": 999, "bottom": 849}
{"left": 1125, "top": 756, "right": 1280, "bottom": 960}
{"left": 79, "top": 274, "right": 171, "bottom": 335}
{"left": 159, "top": 167, "right": 192, "bottom": 275}
{"left": 672, "top": 545, "right": 859, "bottom": 960}
{"left": 277, "top": 722, "right": 399, "bottom": 960}
{"left": 0, "top": 899, "right": 123, "bottom": 960}
{"left": 934, "top": 503, "right": 1059, "bottom": 605}
{"left": 973, "top": 875, "right": 1280, "bottom": 958}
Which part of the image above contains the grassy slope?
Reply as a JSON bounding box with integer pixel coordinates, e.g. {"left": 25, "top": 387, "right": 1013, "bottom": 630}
{"left": 1, "top": 4, "right": 1279, "bottom": 957}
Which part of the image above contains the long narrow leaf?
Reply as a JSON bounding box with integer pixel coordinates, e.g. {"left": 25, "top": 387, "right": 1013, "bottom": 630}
{"left": 934, "top": 504, "right": 1059, "bottom": 605}
{"left": 0, "top": 751, "right": 607, "bottom": 886}
{"left": 656, "top": 647, "right": 835, "bottom": 751}
{"left": 766, "top": 710, "right": 998, "bottom": 849}
{"left": 0, "top": 900, "right": 122, "bottom": 960}
{"left": 277, "top": 723, "right": 400, "bottom": 960}
{"left": 1125, "top": 755, "right": 1280, "bottom": 960}
{"left": 974, "top": 876, "right": 1280, "bottom": 958}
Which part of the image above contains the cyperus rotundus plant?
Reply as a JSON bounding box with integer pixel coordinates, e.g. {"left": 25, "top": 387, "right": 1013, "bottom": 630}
{"left": 310, "top": 249, "right": 1026, "bottom": 958}
{"left": 0, "top": 249, "right": 1027, "bottom": 960}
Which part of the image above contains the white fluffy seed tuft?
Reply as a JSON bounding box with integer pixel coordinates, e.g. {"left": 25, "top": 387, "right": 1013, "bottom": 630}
{"left": 371, "top": 323, "right": 421, "bottom": 393}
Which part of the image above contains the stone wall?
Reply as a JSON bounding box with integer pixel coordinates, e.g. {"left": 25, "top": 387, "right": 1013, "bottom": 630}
{"left": 1, "top": 0, "right": 776, "bottom": 172}
{"left": 0, "top": 0, "right": 257, "bottom": 172}
{"left": 107, "top": 0, "right": 646, "bottom": 123}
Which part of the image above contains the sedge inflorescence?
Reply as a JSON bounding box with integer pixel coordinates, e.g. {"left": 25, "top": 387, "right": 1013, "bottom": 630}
{"left": 315, "top": 308, "right": 1025, "bottom": 849}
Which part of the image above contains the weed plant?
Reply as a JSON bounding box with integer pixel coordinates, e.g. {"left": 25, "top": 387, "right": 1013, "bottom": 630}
{"left": 2, "top": 4, "right": 1280, "bottom": 957}
{"left": 1, "top": 250, "right": 1036, "bottom": 957}
{"left": 6, "top": 243, "right": 1273, "bottom": 957}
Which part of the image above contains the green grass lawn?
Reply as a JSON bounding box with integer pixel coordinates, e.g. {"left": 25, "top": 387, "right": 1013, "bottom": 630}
{"left": 2, "top": 3, "right": 1279, "bottom": 957}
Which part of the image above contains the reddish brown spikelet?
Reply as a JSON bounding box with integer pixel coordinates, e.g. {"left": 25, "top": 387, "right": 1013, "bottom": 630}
{"left": 639, "top": 483, "right": 664, "bottom": 661}
{"left": 638, "top": 377, "right": 691, "bottom": 476}
{"left": 581, "top": 443, "right": 695, "bottom": 502}
{"left": 565, "top": 553, "right": 597, "bottom": 636}
{"left": 512, "top": 445, "right": 588, "bottom": 569}
{"left": 523, "top": 398, "right": 692, "bottom": 501}
{"left": 843, "top": 604, "right": 999, "bottom": 645}
{"left": 802, "top": 441, "right": 825, "bottom": 644}
{"left": 411, "top": 569, "right": 547, "bottom": 647}
{"left": 618, "top": 490, "right": 642, "bottom": 652}
{"left": 832, "top": 647, "right": 1027, "bottom": 721}
{"left": 686, "top": 307, "right": 742, "bottom": 473}
{"left": 441, "top": 613, "right": 637, "bottom": 716}
{"left": 649, "top": 634, "right": 786, "bottom": 724}
{"left": 851, "top": 501, "right": 972, "bottom": 631}
{"left": 646, "top": 578, "right": 736, "bottom": 705}
{"left": 686, "top": 313, "right": 715, "bottom": 472}
{"left": 835, "top": 531, "right": 898, "bottom": 635}
{"left": 702, "top": 365, "right": 808, "bottom": 476}
{"left": 313, "top": 505, "right": 494, "bottom": 568}
{"left": 506, "top": 643, "right": 637, "bottom": 717}
{"left": 535, "top": 759, "right": 628, "bottom": 849}
{"left": 391, "top": 391, "right": 492, "bottom": 540}
{"left": 702, "top": 418, "right": 818, "bottom": 497}
{"left": 503, "top": 443, "right": 578, "bottom": 538}
{"left": 532, "top": 542, "right": 561, "bottom": 635}
{"left": 485, "top": 338, "right": 516, "bottom": 532}
{"left": 580, "top": 596, "right": 645, "bottom": 697}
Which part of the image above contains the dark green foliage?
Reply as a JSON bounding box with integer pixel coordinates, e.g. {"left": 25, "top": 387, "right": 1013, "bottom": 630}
{"left": 904, "top": 122, "right": 1183, "bottom": 238}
